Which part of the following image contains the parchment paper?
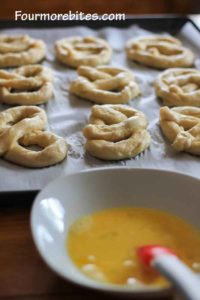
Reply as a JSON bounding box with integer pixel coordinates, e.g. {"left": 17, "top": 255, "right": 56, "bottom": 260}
{"left": 0, "top": 22, "right": 200, "bottom": 191}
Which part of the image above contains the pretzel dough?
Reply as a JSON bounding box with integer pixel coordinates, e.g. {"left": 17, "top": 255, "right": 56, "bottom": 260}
{"left": 126, "top": 36, "right": 195, "bottom": 69}
{"left": 155, "top": 68, "right": 200, "bottom": 106}
{"left": 0, "top": 35, "right": 46, "bottom": 68}
{"left": 83, "top": 104, "right": 151, "bottom": 160}
{"left": 0, "top": 106, "right": 67, "bottom": 167}
{"left": 0, "top": 65, "right": 53, "bottom": 105}
{"left": 70, "top": 66, "right": 140, "bottom": 104}
{"left": 55, "top": 36, "right": 112, "bottom": 68}
{"left": 160, "top": 106, "right": 200, "bottom": 155}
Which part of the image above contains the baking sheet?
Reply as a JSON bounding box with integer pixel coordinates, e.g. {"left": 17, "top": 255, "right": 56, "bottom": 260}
{"left": 0, "top": 22, "right": 200, "bottom": 191}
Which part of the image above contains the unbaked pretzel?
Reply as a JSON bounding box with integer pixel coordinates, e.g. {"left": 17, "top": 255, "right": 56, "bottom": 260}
{"left": 160, "top": 106, "right": 200, "bottom": 155}
{"left": 0, "top": 106, "right": 67, "bottom": 167}
{"left": 70, "top": 66, "right": 140, "bottom": 104}
{"left": 83, "top": 104, "right": 151, "bottom": 160}
{"left": 126, "top": 36, "right": 195, "bottom": 69}
{"left": 0, "top": 35, "right": 46, "bottom": 68}
{"left": 0, "top": 65, "right": 53, "bottom": 105}
{"left": 55, "top": 36, "right": 112, "bottom": 68}
{"left": 155, "top": 68, "right": 200, "bottom": 106}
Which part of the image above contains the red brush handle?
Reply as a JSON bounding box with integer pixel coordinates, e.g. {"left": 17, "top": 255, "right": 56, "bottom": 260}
{"left": 137, "top": 245, "right": 176, "bottom": 267}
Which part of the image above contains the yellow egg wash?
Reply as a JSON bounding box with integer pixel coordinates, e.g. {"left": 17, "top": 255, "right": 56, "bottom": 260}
{"left": 67, "top": 207, "right": 200, "bottom": 287}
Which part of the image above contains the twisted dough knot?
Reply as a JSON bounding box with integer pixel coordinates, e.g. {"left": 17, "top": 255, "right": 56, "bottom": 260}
{"left": 155, "top": 68, "right": 200, "bottom": 107}
{"left": 0, "top": 106, "right": 67, "bottom": 168}
{"left": 0, "top": 35, "right": 46, "bottom": 68}
{"left": 0, "top": 65, "right": 53, "bottom": 105}
{"left": 126, "top": 36, "right": 195, "bottom": 69}
{"left": 70, "top": 66, "right": 140, "bottom": 104}
{"left": 83, "top": 104, "right": 151, "bottom": 160}
{"left": 160, "top": 106, "right": 200, "bottom": 155}
{"left": 55, "top": 36, "right": 112, "bottom": 68}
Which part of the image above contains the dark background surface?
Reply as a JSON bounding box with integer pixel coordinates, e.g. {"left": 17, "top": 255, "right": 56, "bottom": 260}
{"left": 0, "top": 0, "right": 200, "bottom": 19}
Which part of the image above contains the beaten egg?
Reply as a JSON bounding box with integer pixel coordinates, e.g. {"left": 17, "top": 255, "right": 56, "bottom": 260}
{"left": 67, "top": 207, "right": 200, "bottom": 287}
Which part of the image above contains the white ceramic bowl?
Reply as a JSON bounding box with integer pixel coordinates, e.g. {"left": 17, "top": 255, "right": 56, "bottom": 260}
{"left": 31, "top": 168, "right": 200, "bottom": 298}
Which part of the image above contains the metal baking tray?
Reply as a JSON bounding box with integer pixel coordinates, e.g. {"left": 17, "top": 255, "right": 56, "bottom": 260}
{"left": 0, "top": 16, "right": 199, "bottom": 206}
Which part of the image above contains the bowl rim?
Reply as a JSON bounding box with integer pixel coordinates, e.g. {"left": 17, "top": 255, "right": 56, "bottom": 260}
{"left": 30, "top": 167, "right": 200, "bottom": 296}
